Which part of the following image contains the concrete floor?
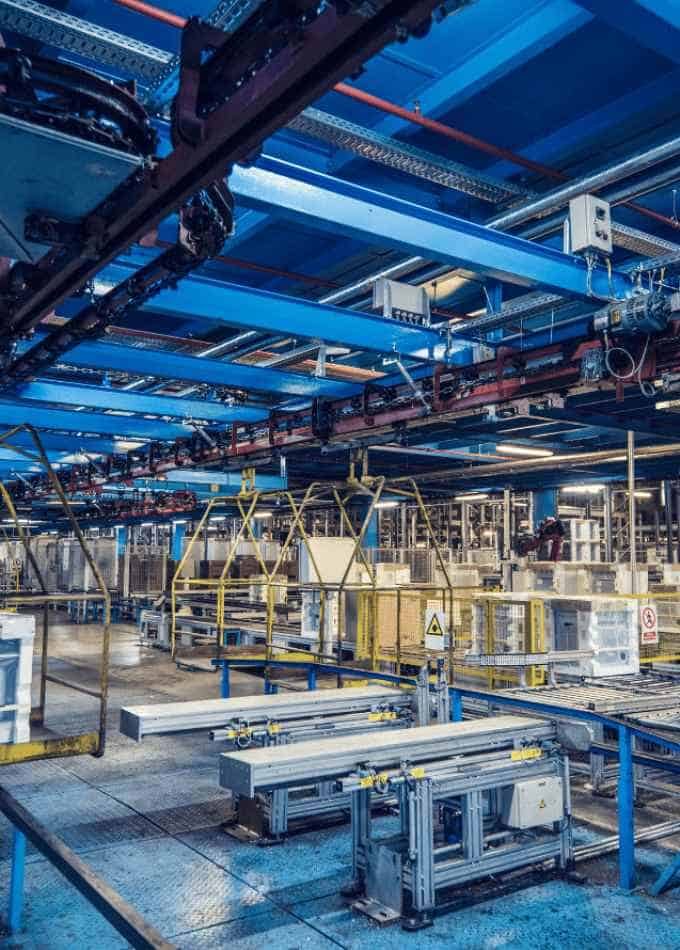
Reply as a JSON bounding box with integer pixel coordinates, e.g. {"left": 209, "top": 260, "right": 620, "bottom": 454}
{"left": 0, "top": 618, "right": 679, "bottom": 949}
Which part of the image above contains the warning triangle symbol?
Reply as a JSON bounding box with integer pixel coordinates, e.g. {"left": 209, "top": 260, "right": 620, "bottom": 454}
{"left": 426, "top": 613, "right": 444, "bottom": 637}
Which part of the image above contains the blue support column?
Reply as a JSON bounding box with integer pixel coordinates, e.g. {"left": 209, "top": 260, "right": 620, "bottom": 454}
{"left": 171, "top": 522, "right": 186, "bottom": 562}
{"left": 450, "top": 689, "right": 463, "bottom": 722}
{"left": 618, "top": 724, "right": 635, "bottom": 890}
{"left": 220, "top": 663, "right": 230, "bottom": 699}
{"left": 8, "top": 828, "right": 26, "bottom": 933}
{"left": 115, "top": 526, "right": 127, "bottom": 556}
{"left": 534, "top": 489, "right": 558, "bottom": 529}
{"left": 357, "top": 498, "right": 379, "bottom": 552}
{"left": 650, "top": 852, "right": 680, "bottom": 896}
{"left": 307, "top": 665, "right": 317, "bottom": 691}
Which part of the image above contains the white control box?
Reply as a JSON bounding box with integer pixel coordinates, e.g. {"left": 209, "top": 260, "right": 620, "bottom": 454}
{"left": 568, "top": 194, "right": 612, "bottom": 255}
{"left": 372, "top": 278, "right": 430, "bottom": 325}
{"left": 501, "top": 776, "right": 564, "bottom": 829}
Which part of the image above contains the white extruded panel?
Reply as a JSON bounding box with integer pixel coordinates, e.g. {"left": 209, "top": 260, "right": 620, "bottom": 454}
{"left": 220, "top": 716, "right": 549, "bottom": 797}
{"left": 120, "top": 685, "right": 405, "bottom": 740}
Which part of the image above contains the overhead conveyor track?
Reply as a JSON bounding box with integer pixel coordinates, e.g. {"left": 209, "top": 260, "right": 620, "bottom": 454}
{"left": 0, "top": 0, "right": 457, "bottom": 352}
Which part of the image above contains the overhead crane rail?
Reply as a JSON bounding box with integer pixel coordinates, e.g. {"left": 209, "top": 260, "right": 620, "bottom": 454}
{"left": 0, "top": 0, "right": 454, "bottom": 364}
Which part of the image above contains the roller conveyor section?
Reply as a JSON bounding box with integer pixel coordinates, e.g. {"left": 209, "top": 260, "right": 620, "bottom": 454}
{"left": 220, "top": 716, "right": 552, "bottom": 798}
{"left": 120, "top": 686, "right": 407, "bottom": 741}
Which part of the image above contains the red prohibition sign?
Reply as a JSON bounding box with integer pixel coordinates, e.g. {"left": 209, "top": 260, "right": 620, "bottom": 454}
{"left": 642, "top": 607, "right": 656, "bottom": 628}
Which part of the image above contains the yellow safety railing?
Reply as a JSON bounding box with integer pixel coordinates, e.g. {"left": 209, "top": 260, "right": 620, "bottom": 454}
{"left": 169, "top": 471, "right": 461, "bottom": 668}
{"left": 0, "top": 424, "right": 111, "bottom": 765}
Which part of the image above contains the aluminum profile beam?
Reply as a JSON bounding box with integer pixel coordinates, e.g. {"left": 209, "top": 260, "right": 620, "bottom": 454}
{"left": 232, "top": 159, "right": 632, "bottom": 300}
{"left": 219, "top": 716, "right": 550, "bottom": 796}
{"left": 14, "top": 380, "right": 268, "bottom": 423}
{"left": 120, "top": 686, "right": 406, "bottom": 740}
{"left": 16, "top": 338, "right": 359, "bottom": 399}
{"left": 0, "top": 0, "right": 172, "bottom": 80}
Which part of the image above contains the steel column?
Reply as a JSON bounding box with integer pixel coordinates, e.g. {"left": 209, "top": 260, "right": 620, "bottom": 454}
{"left": 664, "top": 480, "right": 676, "bottom": 563}
{"left": 618, "top": 725, "right": 635, "bottom": 890}
{"left": 603, "top": 483, "right": 614, "bottom": 562}
{"left": 627, "top": 431, "right": 637, "bottom": 593}
{"left": 8, "top": 828, "right": 26, "bottom": 933}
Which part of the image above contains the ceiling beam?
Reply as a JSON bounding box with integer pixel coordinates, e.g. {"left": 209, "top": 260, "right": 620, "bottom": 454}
{"left": 0, "top": 401, "right": 192, "bottom": 440}
{"left": 13, "top": 380, "right": 268, "bottom": 424}
{"left": 16, "top": 337, "right": 358, "bottom": 399}
{"left": 99, "top": 262, "right": 443, "bottom": 358}
{"left": 331, "top": 0, "right": 591, "bottom": 158}
{"left": 529, "top": 406, "right": 680, "bottom": 440}
{"left": 231, "top": 157, "right": 631, "bottom": 300}
{"left": 574, "top": 0, "right": 680, "bottom": 65}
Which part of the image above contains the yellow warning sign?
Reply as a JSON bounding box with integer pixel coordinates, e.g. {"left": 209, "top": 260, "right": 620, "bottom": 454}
{"left": 426, "top": 613, "right": 444, "bottom": 638}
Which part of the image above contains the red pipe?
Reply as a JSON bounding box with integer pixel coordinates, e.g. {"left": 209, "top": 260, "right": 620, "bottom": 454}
{"left": 115, "top": 0, "right": 680, "bottom": 235}
{"left": 113, "top": 0, "right": 187, "bottom": 29}
{"left": 333, "top": 83, "right": 680, "bottom": 232}
{"left": 334, "top": 83, "right": 564, "bottom": 182}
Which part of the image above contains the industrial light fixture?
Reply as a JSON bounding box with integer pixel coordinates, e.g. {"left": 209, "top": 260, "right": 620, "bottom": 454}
{"left": 253, "top": 511, "right": 273, "bottom": 519}
{"left": 496, "top": 443, "right": 554, "bottom": 458}
{"left": 210, "top": 515, "right": 226, "bottom": 521}
{"left": 455, "top": 493, "right": 490, "bottom": 502}
{"left": 140, "top": 522, "right": 155, "bottom": 527}
{"left": 560, "top": 485, "right": 604, "bottom": 494}
{"left": 375, "top": 500, "right": 399, "bottom": 509}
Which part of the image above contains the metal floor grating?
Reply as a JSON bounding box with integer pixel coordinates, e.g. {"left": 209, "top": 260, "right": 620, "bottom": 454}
{"left": 2, "top": 624, "right": 680, "bottom": 948}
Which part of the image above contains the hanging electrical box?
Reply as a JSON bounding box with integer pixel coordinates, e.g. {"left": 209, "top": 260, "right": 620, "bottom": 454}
{"left": 372, "top": 278, "right": 431, "bottom": 326}
{"left": 567, "top": 194, "right": 612, "bottom": 255}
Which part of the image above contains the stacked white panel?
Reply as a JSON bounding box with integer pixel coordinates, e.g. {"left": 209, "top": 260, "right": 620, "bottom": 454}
{"left": 0, "top": 612, "right": 35, "bottom": 743}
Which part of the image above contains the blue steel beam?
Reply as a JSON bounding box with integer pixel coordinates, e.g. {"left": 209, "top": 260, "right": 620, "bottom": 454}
{"left": 0, "top": 432, "right": 129, "bottom": 455}
{"left": 331, "top": 0, "right": 591, "bottom": 157}
{"left": 14, "top": 337, "right": 358, "bottom": 399}
{"left": 13, "top": 380, "right": 268, "bottom": 423}
{"left": 0, "top": 401, "right": 192, "bottom": 440}
{"left": 231, "top": 158, "right": 631, "bottom": 299}
{"left": 574, "top": 0, "right": 680, "bottom": 64}
{"left": 162, "top": 470, "right": 286, "bottom": 488}
{"left": 131, "top": 270, "right": 443, "bottom": 357}
{"left": 485, "top": 67, "right": 680, "bottom": 179}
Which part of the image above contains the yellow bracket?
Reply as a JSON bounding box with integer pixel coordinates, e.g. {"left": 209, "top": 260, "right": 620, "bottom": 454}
{"left": 511, "top": 747, "right": 542, "bottom": 762}
{"left": 0, "top": 732, "right": 99, "bottom": 764}
{"left": 240, "top": 468, "right": 256, "bottom": 495}
{"left": 358, "top": 770, "right": 389, "bottom": 789}
{"left": 368, "top": 710, "right": 398, "bottom": 722}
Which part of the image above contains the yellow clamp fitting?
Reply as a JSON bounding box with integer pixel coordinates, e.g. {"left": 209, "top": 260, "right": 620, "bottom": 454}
{"left": 368, "top": 711, "right": 398, "bottom": 722}
{"left": 409, "top": 766, "right": 426, "bottom": 779}
{"left": 267, "top": 723, "right": 281, "bottom": 735}
{"left": 358, "top": 771, "right": 390, "bottom": 789}
{"left": 511, "top": 747, "right": 542, "bottom": 762}
{"left": 226, "top": 726, "right": 252, "bottom": 740}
